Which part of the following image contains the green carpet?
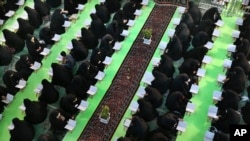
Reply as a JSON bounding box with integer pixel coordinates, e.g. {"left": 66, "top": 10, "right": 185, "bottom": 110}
{"left": 176, "top": 16, "right": 237, "bottom": 141}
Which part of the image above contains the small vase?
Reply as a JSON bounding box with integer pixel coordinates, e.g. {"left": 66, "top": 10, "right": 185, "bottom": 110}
{"left": 143, "top": 37, "right": 152, "bottom": 45}
{"left": 99, "top": 113, "right": 110, "bottom": 124}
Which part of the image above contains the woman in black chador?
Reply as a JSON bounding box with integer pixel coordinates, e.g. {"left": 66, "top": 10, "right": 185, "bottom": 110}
{"left": 24, "top": 6, "right": 42, "bottom": 28}
{"left": 95, "top": 4, "right": 111, "bottom": 23}
{"left": 60, "top": 94, "right": 80, "bottom": 115}
{"left": 39, "top": 79, "right": 59, "bottom": 104}
{"left": 80, "top": 27, "right": 98, "bottom": 49}
{"left": 26, "top": 34, "right": 44, "bottom": 62}
{"left": 34, "top": 0, "right": 50, "bottom": 19}
{"left": 23, "top": 99, "right": 48, "bottom": 124}
{"left": 9, "top": 118, "right": 35, "bottom": 141}
{"left": 89, "top": 13, "right": 107, "bottom": 39}
{"left": 16, "top": 18, "right": 34, "bottom": 39}
{"left": 51, "top": 63, "right": 73, "bottom": 88}
{"left": 0, "top": 46, "right": 12, "bottom": 66}
{"left": 3, "top": 29, "right": 25, "bottom": 54}
{"left": 50, "top": 9, "right": 67, "bottom": 34}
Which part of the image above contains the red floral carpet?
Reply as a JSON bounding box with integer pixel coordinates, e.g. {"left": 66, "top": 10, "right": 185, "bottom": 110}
{"left": 154, "top": 0, "right": 188, "bottom": 6}
{"left": 78, "top": 5, "right": 176, "bottom": 141}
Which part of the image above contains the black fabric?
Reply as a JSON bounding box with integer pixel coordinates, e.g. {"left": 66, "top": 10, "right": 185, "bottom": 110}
{"left": 144, "top": 86, "right": 163, "bottom": 108}
{"left": 165, "top": 35, "right": 183, "bottom": 61}
{"left": 216, "top": 89, "right": 240, "bottom": 112}
{"left": 24, "top": 99, "right": 48, "bottom": 124}
{"left": 15, "top": 54, "right": 34, "bottom": 72}
{"left": 223, "top": 67, "right": 247, "bottom": 94}
{"left": 134, "top": 99, "right": 158, "bottom": 122}
{"left": 202, "top": 7, "right": 221, "bottom": 24}
{"left": 39, "top": 79, "right": 59, "bottom": 104}
{"left": 183, "top": 46, "right": 208, "bottom": 63}
{"left": 49, "top": 109, "right": 71, "bottom": 131}
{"left": 191, "top": 31, "right": 209, "bottom": 48}
{"left": 76, "top": 61, "right": 99, "bottom": 85}
{"left": 212, "top": 108, "right": 241, "bottom": 133}
{"left": 89, "top": 13, "right": 107, "bottom": 39}
{"left": 169, "top": 73, "right": 192, "bottom": 99}
{"left": 46, "top": 0, "right": 61, "bottom": 8}
{"left": 234, "top": 39, "right": 250, "bottom": 58}
{"left": 175, "top": 22, "right": 191, "bottom": 51}
{"left": 99, "top": 34, "right": 115, "bottom": 56}
{"left": 125, "top": 116, "right": 149, "bottom": 141}
{"left": 241, "top": 102, "right": 250, "bottom": 124}
{"left": 60, "top": 94, "right": 80, "bottom": 115}
{"left": 153, "top": 54, "right": 175, "bottom": 78}
{"left": 26, "top": 34, "right": 44, "bottom": 62}
{"left": 151, "top": 70, "right": 171, "bottom": 94}
{"left": 10, "top": 118, "right": 35, "bottom": 141}
{"left": 180, "top": 12, "right": 195, "bottom": 34}
{"left": 5, "top": 0, "right": 19, "bottom": 11}
{"left": 157, "top": 111, "right": 180, "bottom": 131}
{"left": 193, "top": 19, "right": 215, "bottom": 39}
{"left": 3, "top": 29, "right": 25, "bottom": 54}
{"left": 24, "top": 6, "right": 42, "bottom": 28}
{"left": 16, "top": 18, "right": 34, "bottom": 39}
{"left": 122, "top": 2, "right": 136, "bottom": 20}
{"left": 37, "top": 132, "right": 59, "bottom": 141}
{"left": 106, "top": 20, "right": 125, "bottom": 42}
{"left": 179, "top": 58, "right": 200, "bottom": 77}
{"left": 70, "top": 39, "right": 88, "bottom": 62}
{"left": 90, "top": 48, "right": 106, "bottom": 71}
{"left": 95, "top": 4, "right": 110, "bottom": 23}
{"left": 50, "top": 9, "right": 66, "bottom": 34}
{"left": 66, "top": 75, "right": 90, "bottom": 100}
{"left": 51, "top": 63, "right": 73, "bottom": 88}
{"left": 187, "top": 1, "right": 201, "bottom": 25}
{"left": 0, "top": 46, "right": 12, "bottom": 66}
{"left": 113, "top": 10, "right": 129, "bottom": 30}
{"left": 165, "top": 91, "right": 188, "bottom": 115}
{"left": 39, "top": 27, "right": 54, "bottom": 45}
{"left": 80, "top": 27, "right": 99, "bottom": 49}
{"left": 104, "top": 0, "right": 121, "bottom": 13}
{"left": 2, "top": 70, "right": 21, "bottom": 94}
{"left": 231, "top": 52, "right": 250, "bottom": 75}
{"left": 34, "top": 0, "right": 50, "bottom": 17}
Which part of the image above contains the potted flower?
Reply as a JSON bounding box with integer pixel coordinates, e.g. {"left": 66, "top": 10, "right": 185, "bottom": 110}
{"left": 142, "top": 28, "right": 152, "bottom": 45}
{"left": 99, "top": 105, "right": 110, "bottom": 124}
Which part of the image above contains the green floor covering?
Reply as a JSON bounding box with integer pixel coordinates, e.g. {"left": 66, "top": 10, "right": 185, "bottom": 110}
{"left": 176, "top": 16, "right": 238, "bottom": 141}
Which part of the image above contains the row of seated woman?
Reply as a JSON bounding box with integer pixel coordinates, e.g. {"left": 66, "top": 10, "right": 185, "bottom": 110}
{"left": 0, "top": 0, "right": 90, "bottom": 140}
{"left": 0, "top": 0, "right": 54, "bottom": 113}
{"left": 1, "top": 0, "right": 146, "bottom": 140}
{"left": 116, "top": 2, "right": 250, "bottom": 141}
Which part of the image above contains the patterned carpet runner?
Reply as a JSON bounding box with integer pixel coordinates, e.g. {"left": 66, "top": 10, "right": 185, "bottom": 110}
{"left": 78, "top": 5, "right": 176, "bottom": 141}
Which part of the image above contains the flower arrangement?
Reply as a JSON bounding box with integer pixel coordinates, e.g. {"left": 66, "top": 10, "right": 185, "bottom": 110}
{"left": 142, "top": 28, "right": 152, "bottom": 39}
{"left": 100, "top": 105, "right": 110, "bottom": 119}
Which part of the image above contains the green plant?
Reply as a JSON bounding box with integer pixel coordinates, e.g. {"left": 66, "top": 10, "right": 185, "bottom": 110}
{"left": 100, "top": 105, "right": 110, "bottom": 119}
{"left": 142, "top": 28, "right": 152, "bottom": 39}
